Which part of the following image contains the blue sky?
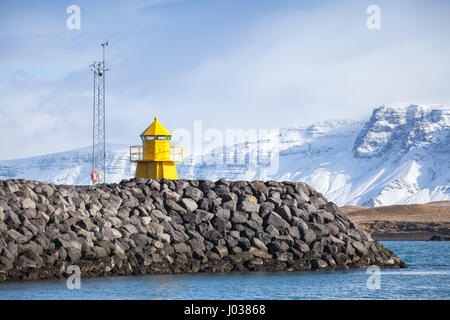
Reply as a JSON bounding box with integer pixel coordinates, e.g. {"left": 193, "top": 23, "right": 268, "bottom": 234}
{"left": 0, "top": 0, "right": 449, "bottom": 159}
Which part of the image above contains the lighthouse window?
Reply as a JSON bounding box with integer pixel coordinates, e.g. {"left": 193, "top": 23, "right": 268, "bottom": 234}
{"left": 147, "top": 136, "right": 155, "bottom": 140}
{"left": 167, "top": 136, "right": 172, "bottom": 141}
{"left": 156, "top": 135, "right": 166, "bottom": 140}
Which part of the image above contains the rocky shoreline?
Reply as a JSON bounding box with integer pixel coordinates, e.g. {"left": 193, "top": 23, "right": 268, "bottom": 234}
{"left": 0, "top": 178, "right": 406, "bottom": 282}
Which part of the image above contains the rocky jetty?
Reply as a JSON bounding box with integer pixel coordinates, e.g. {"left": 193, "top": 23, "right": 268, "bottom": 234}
{"left": 0, "top": 178, "right": 406, "bottom": 282}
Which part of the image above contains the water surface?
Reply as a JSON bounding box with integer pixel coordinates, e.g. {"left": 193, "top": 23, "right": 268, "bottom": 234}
{"left": 0, "top": 241, "right": 448, "bottom": 299}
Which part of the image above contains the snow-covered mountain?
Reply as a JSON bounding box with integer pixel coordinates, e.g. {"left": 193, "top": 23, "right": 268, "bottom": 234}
{"left": 0, "top": 144, "right": 136, "bottom": 186}
{"left": 1, "top": 104, "right": 449, "bottom": 207}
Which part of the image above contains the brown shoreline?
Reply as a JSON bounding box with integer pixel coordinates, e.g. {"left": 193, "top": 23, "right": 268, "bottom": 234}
{"left": 342, "top": 201, "right": 450, "bottom": 241}
{"left": 372, "top": 232, "right": 437, "bottom": 241}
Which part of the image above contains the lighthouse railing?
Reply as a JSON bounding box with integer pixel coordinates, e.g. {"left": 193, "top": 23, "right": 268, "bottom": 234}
{"left": 130, "top": 145, "right": 183, "bottom": 162}
{"left": 129, "top": 145, "right": 143, "bottom": 162}
{"left": 170, "top": 145, "right": 183, "bottom": 162}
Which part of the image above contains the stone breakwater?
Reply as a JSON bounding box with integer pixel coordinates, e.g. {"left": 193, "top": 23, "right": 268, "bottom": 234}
{"left": 0, "top": 178, "right": 406, "bottom": 281}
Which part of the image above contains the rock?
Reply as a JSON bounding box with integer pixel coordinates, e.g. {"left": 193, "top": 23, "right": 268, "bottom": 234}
{"left": 165, "top": 200, "right": 187, "bottom": 214}
{"left": 335, "top": 253, "right": 351, "bottom": 266}
{"left": 301, "top": 229, "right": 317, "bottom": 244}
{"left": 323, "top": 254, "right": 336, "bottom": 268}
{"left": 212, "top": 217, "right": 228, "bottom": 234}
{"left": 7, "top": 230, "right": 28, "bottom": 244}
{"left": 352, "top": 241, "right": 369, "bottom": 256}
{"left": 428, "top": 234, "right": 450, "bottom": 241}
{"left": 123, "top": 224, "right": 138, "bottom": 235}
{"left": 196, "top": 210, "right": 214, "bottom": 222}
{"left": 308, "top": 223, "right": 330, "bottom": 237}
{"left": 173, "top": 242, "right": 191, "bottom": 254}
{"left": 311, "top": 258, "right": 328, "bottom": 270}
{"left": 231, "top": 211, "right": 248, "bottom": 224}
{"left": 54, "top": 239, "right": 82, "bottom": 251}
{"left": 276, "top": 205, "right": 292, "bottom": 221}
{"left": 310, "top": 196, "right": 327, "bottom": 209}
{"left": 184, "top": 187, "right": 204, "bottom": 202}
{"left": 317, "top": 209, "right": 334, "bottom": 222}
{"left": 152, "top": 209, "right": 172, "bottom": 222}
{"left": 214, "top": 245, "right": 228, "bottom": 258}
{"left": 251, "top": 238, "right": 268, "bottom": 252}
{"left": 287, "top": 226, "right": 300, "bottom": 239}
{"left": 249, "top": 247, "right": 272, "bottom": 259}
{"left": 222, "top": 200, "right": 236, "bottom": 212}
{"left": 102, "top": 227, "right": 122, "bottom": 241}
{"left": 6, "top": 211, "right": 21, "bottom": 228}
{"left": 140, "top": 216, "right": 152, "bottom": 225}
{"left": 264, "top": 212, "right": 290, "bottom": 230}
{"left": 164, "top": 190, "right": 181, "bottom": 202}
{"left": 238, "top": 201, "right": 260, "bottom": 213}
{"left": 265, "top": 225, "right": 280, "bottom": 237}
{"left": 294, "top": 240, "right": 310, "bottom": 253}
{"left": 158, "top": 233, "right": 171, "bottom": 244}
{"left": 21, "top": 198, "right": 36, "bottom": 210}
{"left": 214, "top": 207, "right": 231, "bottom": 220}
{"left": 181, "top": 198, "right": 198, "bottom": 213}
{"left": 130, "top": 233, "right": 151, "bottom": 247}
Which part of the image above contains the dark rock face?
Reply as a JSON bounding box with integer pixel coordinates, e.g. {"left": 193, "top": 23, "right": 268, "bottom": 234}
{"left": 0, "top": 179, "right": 406, "bottom": 282}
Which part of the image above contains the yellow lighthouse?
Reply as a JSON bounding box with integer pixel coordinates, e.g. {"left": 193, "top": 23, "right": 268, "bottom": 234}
{"left": 130, "top": 117, "right": 183, "bottom": 179}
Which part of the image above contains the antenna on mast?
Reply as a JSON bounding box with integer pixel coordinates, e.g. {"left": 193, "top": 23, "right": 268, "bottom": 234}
{"left": 91, "top": 42, "right": 109, "bottom": 185}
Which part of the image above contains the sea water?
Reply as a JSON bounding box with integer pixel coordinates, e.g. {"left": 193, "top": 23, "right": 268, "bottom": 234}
{"left": 0, "top": 241, "right": 448, "bottom": 300}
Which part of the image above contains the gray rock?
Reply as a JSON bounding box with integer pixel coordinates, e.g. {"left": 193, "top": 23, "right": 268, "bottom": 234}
{"left": 352, "top": 241, "right": 369, "bottom": 256}
{"left": 308, "top": 223, "right": 330, "bottom": 237}
{"left": 165, "top": 200, "right": 187, "bottom": 214}
{"left": 249, "top": 247, "right": 272, "bottom": 259}
{"left": 21, "top": 197, "right": 36, "bottom": 210}
{"left": 264, "top": 212, "right": 289, "bottom": 230}
{"left": 7, "top": 230, "right": 28, "bottom": 244}
{"left": 212, "top": 217, "right": 227, "bottom": 234}
{"left": 214, "top": 207, "right": 231, "bottom": 219}
{"left": 251, "top": 238, "right": 268, "bottom": 252}
{"left": 276, "top": 205, "right": 292, "bottom": 221}
{"left": 173, "top": 242, "right": 191, "bottom": 254}
{"left": 287, "top": 226, "right": 301, "bottom": 239}
{"left": 301, "top": 229, "right": 317, "bottom": 244}
{"left": 265, "top": 225, "right": 280, "bottom": 237}
{"left": 196, "top": 210, "right": 214, "bottom": 222}
{"left": 231, "top": 211, "right": 248, "bottom": 224}
{"left": 311, "top": 258, "right": 328, "bottom": 269}
{"left": 181, "top": 198, "right": 198, "bottom": 213}
{"left": 214, "top": 245, "right": 228, "bottom": 258}
{"left": 184, "top": 187, "right": 204, "bottom": 202}
{"left": 238, "top": 201, "right": 260, "bottom": 213}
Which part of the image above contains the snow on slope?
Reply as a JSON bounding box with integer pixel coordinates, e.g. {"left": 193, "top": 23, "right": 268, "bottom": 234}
{"left": 0, "top": 104, "right": 448, "bottom": 207}
{"left": 0, "top": 144, "right": 136, "bottom": 186}
{"left": 178, "top": 104, "right": 450, "bottom": 206}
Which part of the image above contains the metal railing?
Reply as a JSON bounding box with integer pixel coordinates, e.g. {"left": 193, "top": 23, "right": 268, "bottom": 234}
{"left": 130, "top": 145, "right": 183, "bottom": 162}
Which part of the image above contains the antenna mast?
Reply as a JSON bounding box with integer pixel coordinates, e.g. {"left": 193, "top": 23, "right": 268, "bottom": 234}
{"left": 90, "top": 42, "right": 109, "bottom": 185}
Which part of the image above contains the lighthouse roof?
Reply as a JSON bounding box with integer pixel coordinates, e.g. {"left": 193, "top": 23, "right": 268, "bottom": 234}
{"left": 140, "top": 117, "right": 172, "bottom": 136}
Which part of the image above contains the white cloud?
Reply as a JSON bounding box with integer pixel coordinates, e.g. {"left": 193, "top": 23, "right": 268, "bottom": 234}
{"left": 0, "top": 0, "right": 449, "bottom": 160}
